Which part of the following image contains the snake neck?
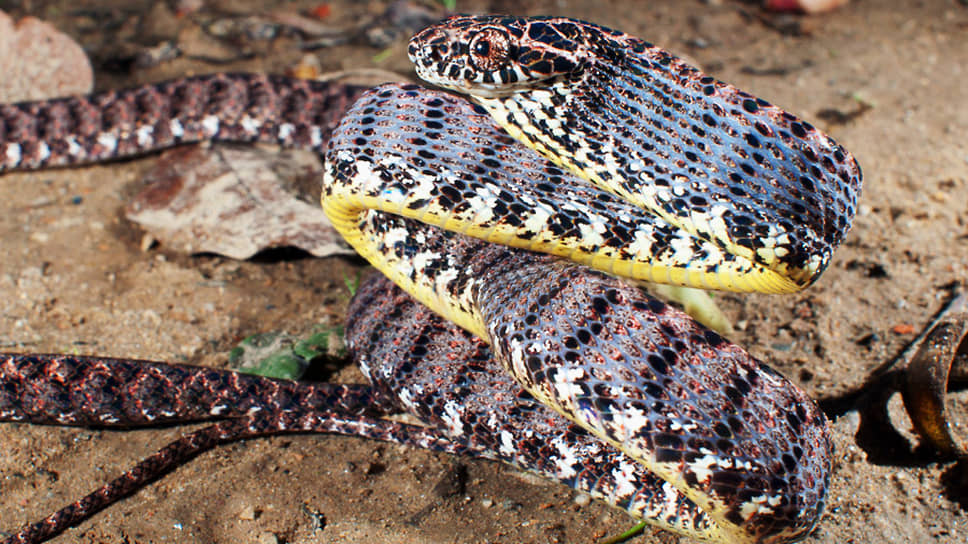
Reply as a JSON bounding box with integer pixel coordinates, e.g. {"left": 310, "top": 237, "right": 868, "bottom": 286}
{"left": 323, "top": 83, "right": 808, "bottom": 296}
{"left": 459, "top": 44, "right": 860, "bottom": 292}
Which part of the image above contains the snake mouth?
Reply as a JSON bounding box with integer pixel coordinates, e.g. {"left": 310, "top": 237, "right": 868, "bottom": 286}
{"left": 409, "top": 45, "right": 543, "bottom": 99}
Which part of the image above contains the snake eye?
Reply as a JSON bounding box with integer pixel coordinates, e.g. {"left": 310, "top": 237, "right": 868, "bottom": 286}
{"left": 468, "top": 28, "right": 510, "bottom": 72}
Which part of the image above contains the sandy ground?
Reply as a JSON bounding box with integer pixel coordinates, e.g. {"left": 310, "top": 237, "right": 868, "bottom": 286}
{"left": 1, "top": 0, "right": 967, "bottom": 543}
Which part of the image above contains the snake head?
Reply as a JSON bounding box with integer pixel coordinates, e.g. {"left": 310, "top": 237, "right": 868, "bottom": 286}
{"left": 409, "top": 15, "right": 590, "bottom": 97}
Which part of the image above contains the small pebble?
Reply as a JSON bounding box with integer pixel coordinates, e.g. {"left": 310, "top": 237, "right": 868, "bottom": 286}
{"left": 140, "top": 233, "right": 157, "bottom": 252}
{"left": 892, "top": 323, "right": 916, "bottom": 335}
{"left": 238, "top": 505, "right": 257, "bottom": 520}
{"left": 481, "top": 497, "right": 494, "bottom": 508}
{"left": 573, "top": 493, "right": 592, "bottom": 507}
{"left": 842, "top": 411, "right": 861, "bottom": 432}
{"left": 257, "top": 532, "right": 278, "bottom": 544}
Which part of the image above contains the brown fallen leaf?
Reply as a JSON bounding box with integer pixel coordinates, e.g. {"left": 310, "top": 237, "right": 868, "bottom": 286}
{"left": 901, "top": 293, "right": 968, "bottom": 457}
{"left": 0, "top": 10, "right": 94, "bottom": 101}
{"left": 126, "top": 145, "right": 353, "bottom": 259}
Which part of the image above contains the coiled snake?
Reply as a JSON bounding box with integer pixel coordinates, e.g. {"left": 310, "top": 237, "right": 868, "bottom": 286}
{"left": 0, "top": 14, "right": 861, "bottom": 544}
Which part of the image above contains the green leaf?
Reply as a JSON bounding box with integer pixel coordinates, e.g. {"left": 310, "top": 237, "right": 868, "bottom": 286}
{"left": 229, "top": 326, "right": 345, "bottom": 380}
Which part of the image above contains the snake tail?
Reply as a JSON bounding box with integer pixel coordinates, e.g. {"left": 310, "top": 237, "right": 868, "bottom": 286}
{"left": 0, "top": 353, "right": 470, "bottom": 544}
{"left": 0, "top": 353, "right": 381, "bottom": 426}
{"left": 0, "top": 73, "right": 367, "bottom": 172}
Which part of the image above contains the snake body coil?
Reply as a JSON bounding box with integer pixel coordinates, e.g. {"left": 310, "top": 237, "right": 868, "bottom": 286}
{"left": 346, "top": 242, "right": 830, "bottom": 544}
{"left": 0, "top": 14, "right": 863, "bottom": 544}
{"left": 409, "top": 16, "right": 860, "bottom": 292}
{"left": 322, "top": 84, "right": 836, "bottom": 542}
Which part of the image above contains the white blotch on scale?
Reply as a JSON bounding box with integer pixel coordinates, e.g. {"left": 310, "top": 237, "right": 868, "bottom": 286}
{"left": 239, "top": 115, "right": 259, "bottom": 135}
{"left": 739, "top": 493, "right": 781, "bottom": 520}
{"left": 4, "top": 143, "right": 22, "bottom": 166}
{"left": 135, "top": 124, "right": 154, "bottom": 147}
{"left": 96, "top": 132, "right": 118, "bottom": 152}
{"left": 441, "top": 400, "right": 465, "bottom": 437}
{"left": 201, "top": 115, "right": 220, "bottom": 136}
{"left": 169, "top": 118, "right": 185, "bottom": 139}
{"left": 499, "top": 430, "right": 516, "bottom": 457}
{"left": 34, "top": 141, "right": 51, "bottom": 163}
{"left": 551, "top": 436, "right": 580, "bottom": 478}
{"left": 686, "top": 451, "right": 722, "bottom": 486}
{"left": 66, "top": 137, "right": 83, "bottom": 158}
{"left": 277, "top": 122, "right": 295, "bottom": 141}
{"left": 611, "top": 459, "right": 639, "bottom": 498}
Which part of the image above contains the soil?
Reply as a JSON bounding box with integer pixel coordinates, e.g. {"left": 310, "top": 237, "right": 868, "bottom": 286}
{"left": 1, "top": 1, "right": 967, "bottom": 543}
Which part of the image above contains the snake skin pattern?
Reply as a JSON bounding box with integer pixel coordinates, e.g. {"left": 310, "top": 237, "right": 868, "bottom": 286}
{"left": 0, "top": 353, "right": 465, "bottom": 544}
{"left": 410, "top": 15, "right": 862, "bottom": 291}
{"left": 0, "top": 73, "right": 367, "bottom": 171}
{"left": 0, "top": 14, "right": 860, "bottom": 544}
{"left": 323, "top": 82, "right": 836, "bottom": 540}
{"left": 0, "top": 354, "right": 381, "bottom": 426}
{"left": 347, "top": 252, "right": 830, "bottom": 544}
{"left": 323, "top": 84, "right": 791, "bottom": 339}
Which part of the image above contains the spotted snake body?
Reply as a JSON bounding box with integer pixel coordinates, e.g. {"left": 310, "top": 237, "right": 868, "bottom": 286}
{"left": 0, "top": 14, "right": 862, "bottom": 544}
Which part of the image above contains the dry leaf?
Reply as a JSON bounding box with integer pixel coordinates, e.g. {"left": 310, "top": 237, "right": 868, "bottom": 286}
{"left": 126, "top": 145, "right": 353, "bottom": 259}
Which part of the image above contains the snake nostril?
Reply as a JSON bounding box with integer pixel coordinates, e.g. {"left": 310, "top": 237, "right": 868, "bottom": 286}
{"left": 422, "top": 45, "right": 439, "bottom": 61}
{"left": 424, "top": 43, "right": 451, "bottom": 63}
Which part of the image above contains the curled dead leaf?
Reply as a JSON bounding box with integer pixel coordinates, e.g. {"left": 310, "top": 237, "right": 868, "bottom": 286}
{"left": 126, "top": 146, "right": 354, "bottom": 259}
{"left": 901, "top": 293, "right": 968, "bottom": 457}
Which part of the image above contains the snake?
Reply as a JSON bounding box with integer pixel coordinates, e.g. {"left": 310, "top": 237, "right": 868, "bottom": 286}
{"left": 0, "top": 14, "right": 861, "bottom": 544}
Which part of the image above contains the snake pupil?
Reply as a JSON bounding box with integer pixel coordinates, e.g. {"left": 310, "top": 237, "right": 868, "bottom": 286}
{"left": 468, "top": 28, "right": 511, "bottom": 73}
{"left": 474, "top": 40, "right": 490, "bottom": 56}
